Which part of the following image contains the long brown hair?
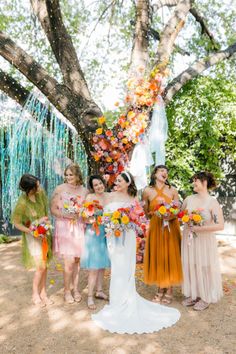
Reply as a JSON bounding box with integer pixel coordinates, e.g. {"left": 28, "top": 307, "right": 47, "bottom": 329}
{"left": 64, "top": 164, "right": 83, "bottom": 185}
{"left": 120, "top": 172, "right": 137, "bottom": 197}
{"left": 149, "top": 165, "right": 171, "bottom": 188}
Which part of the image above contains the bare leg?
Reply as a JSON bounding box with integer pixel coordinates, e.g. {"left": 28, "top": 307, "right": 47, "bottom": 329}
{"left": 64, "top": 257, "right": 74, "bottom": 303}
{"left": 72, "top": 257, "right": 82, "bottom": 302}
{"left": 162, "top": 287, "right": 173, "bottom": 304}
{"left": 32, "top": 262, "right": 46, "bottom": 306}
{"left": 95, "top": 269, "right": 108, "bottom": 300}
{"left": 87, "top": 269, "right": 98, "bottom": 310}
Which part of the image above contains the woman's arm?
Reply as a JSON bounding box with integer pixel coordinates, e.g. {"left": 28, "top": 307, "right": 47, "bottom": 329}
{"left": 50, "top": 186, "right": 64, "bottom": 218}
{"left": 142, "top": 187, "right": 150, "bottom": 217}
{"left": 192, "top": 199, "right": 224, "bottom": 233}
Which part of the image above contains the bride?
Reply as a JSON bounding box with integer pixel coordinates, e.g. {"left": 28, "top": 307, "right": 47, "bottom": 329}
{"left": 92, "top": 171, "right": 180, "bottom": 334}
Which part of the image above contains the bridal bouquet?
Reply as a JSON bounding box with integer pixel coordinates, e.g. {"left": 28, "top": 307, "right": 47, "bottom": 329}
{"left": 63, "top": 195, "right": 82, "bottom": 215}
{"left": 103, "top": 201, "right": 148, "bottom": 238}
{"left": 178, "top": 208, "right": 204, "bottom": 239}
{"left": 80, "top": 200, "right": 103, "bottom": 235}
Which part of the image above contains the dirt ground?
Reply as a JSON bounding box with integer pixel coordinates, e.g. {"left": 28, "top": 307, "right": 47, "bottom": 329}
{"left": 0, "top": 238, "right": 235, "bottom": 354}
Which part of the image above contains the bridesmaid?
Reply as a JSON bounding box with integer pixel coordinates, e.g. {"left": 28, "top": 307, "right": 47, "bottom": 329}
{"left": 181, "top": 171, "right": 224, "bottom": 310}
{"left": 11, "top": 174, "right": 52, "bottom": 306}
{"left": 50, "top": 163, "right": 88, "bottom": 304}
{"left": 81, "top": 175, "right": 110, "bottom": 310}
{"left": 143, "top": 165, "right": 183, "bottom": 303}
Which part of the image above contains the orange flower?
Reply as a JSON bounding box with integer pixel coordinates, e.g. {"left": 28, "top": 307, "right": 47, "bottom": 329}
{"left": 149, "top": 81, "right": 158, "bottom": 91}
{"left": 114, "top": 229, "right": 121, "bottom": 237}
{"left": 105, "top": 130, "right": 113, "bottom": 137}
{"left": 122, "top": 138, "right": 128, "bottom": 144}
{"left": 106, "top": 156, "right": 112, "bottom": 163}
{"left": 125, "top": 95, "right": 132, "bottom": 102}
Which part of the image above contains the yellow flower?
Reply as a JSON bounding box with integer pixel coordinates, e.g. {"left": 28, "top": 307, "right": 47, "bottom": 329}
{"left": 112, "top": 211, "right": 121, "bottom": 219}
{"left": 112, "top": 219, "right": 119, "bottom": 225}
{"left": 158, "top": 206, "right": 167, "bottom": 215}
{"left": 127, "top": 111, "right": 136, "bottom": 119}
{"left": 96, "top": 128, "right": 103, "bottom": 135}
{"left": 50, "top": 279, "right": 55, "bottom": 285}
{"left": 193, "top": 214, "right": 202, "bottom": 223}
{"left": 121, "top": 215, "right": 129, "bottom": 224}
{"left": 106, "top": 156, "right": 112, "bottom": 163}
{"left": 122, "top": 138, "right": 128, "bottom": 144}
{"left": 182, "top": 215, "right": 190, "bottom": 223}
{"left": 103, "top": 212, "right": 111, "bottom": 217}
{"left": 98, "top": 116, "right": 106, "bottom": 125}
{"left": 63, "top": 203, "right": 69, "bottom": 209}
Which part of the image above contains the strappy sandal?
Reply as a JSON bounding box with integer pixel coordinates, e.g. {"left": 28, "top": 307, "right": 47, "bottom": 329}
{"left": 182, "top": 297, "right": 197, "bottom": 307}
{"left": 161, "top": 294, "right": 172, "bottom": 304}
{"left": 87, "top": 296, "right": 96, "bottom": 310}
{"left": 95, "top": 291, "right": 109, "bottom": 301}
{"left": 73, "top": 291, "right": 82, "bottom": 303}
{"left": 152, "top": 292, "right": 164, "bottom": 303}
{"left": 193, "top": 300, "right": 209, "bottom": 311}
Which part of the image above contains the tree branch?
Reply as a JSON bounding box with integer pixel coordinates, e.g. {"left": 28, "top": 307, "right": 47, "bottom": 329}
{"left": 30, "top": 0, "right": 91, "bottom": 99}
{"left": 155, "top": 0, "right": 192, "bottom": 69}
{"left": 152, "top": 0, "right": 218, "bottom": 49}
{"left": 130, "top": 0, "right": 150, "bottom": 74}
{"left": 164, "top": 42, "right": 236, "bottom": 103}
{"left": 0, "top": 31, "right": 102, "bottom": 135}
{"left": 0, "top": 69, "right": 30, "bottom": 107}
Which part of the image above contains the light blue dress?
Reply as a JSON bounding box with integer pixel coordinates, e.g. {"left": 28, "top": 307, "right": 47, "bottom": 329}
{"left": 81, "top": 224, "right": 110, "bottom": 269}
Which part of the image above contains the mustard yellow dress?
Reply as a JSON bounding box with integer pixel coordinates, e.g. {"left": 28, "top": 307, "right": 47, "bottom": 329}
{"left": 144, "top": 186, "right": 183, "bottom": 288}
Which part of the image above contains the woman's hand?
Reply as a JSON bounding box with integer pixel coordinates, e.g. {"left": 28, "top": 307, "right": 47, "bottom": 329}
{"left": 38, "top": 216, "right": 49, "bottom": 224}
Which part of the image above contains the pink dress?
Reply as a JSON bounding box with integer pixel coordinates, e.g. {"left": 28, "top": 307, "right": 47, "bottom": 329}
{"left": 53, "top": 185, "right": 86, "bottom": 259}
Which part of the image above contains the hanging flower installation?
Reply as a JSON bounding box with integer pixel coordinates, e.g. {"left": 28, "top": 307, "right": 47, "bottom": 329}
{"left": 91, "top": 67, "right": 167, "bottom": 185}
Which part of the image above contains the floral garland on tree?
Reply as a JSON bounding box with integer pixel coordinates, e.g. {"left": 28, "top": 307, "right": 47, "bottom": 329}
{"left": 91, "top": 66, "right": 168, "bottom": 185}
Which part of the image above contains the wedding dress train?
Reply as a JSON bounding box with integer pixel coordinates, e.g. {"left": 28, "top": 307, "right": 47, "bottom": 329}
{"left": 92, "top": 202, "right": 180, "bottom": 334}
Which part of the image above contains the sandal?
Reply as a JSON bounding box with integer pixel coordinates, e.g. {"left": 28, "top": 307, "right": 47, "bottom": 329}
{"left": 64, "top": 292, "right": 74, "bottom": 304}
{"left": 193, "top": 300, "right": 209, "bottom": 311}
{"left": 152, "top": 292, "right": 164, "bottom": 303}
{"left": 182, "top": 297, "right": 197, "bottom": 307}
{"left": 161, "top": 294, "right": 172, "bottom": 304}
{"left": 73, "top": 291, "right": 82, "bottom": 303}
{"left": 95, "top": 291, "right": 109, "bottom": 301}
{"left": 87, "top": 296, "right": 96, "bottom": 310}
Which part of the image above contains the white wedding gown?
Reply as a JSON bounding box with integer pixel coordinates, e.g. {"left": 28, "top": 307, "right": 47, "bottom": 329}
{"left": 92, "top": 202, "right": 181, "bottom": 334}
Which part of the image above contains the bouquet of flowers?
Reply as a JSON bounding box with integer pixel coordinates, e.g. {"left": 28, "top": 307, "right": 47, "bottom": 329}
{"left": 30, "top": 219, "right": 51, "bottom": 239}
{"left": 63, "top": 195, "right": 82, "bottom": 215}
{"left": 29, "top": 219, "right": 52, "bottom": 261}
{"left": 103, "top": 201, "right": 148, "bottom": 239}
{"left": 178, "top": 208, "right": 204, "bottom": 239}
{"left": 80, "top": 200, "right": 103, "bottom": 235}
{"left": 152, "top": 201, "right": 180, "bottom": 229}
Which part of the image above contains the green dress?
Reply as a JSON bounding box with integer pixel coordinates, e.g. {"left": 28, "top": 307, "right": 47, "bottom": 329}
{"left": 11, "top": 189, "right": 52, "bottom": 268}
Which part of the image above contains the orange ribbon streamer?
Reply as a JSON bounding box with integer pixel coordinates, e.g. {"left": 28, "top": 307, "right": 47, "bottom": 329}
{"left": 93, "top": 222, "right": 100, "bottom": 236}
{"left": 42, "top": 237, "right": 49, "bottom": 261}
